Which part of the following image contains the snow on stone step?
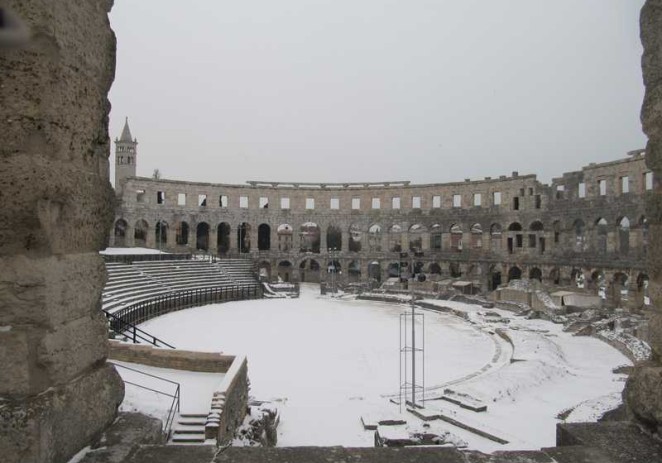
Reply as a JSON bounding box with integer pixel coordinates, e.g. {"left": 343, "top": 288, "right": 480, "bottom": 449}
{"left": 170, "top": 435, "right": 205, "bottom": 443}
{"left": 407, "top": 407, "right": 443, "bottom": 421}
{"left": 173, "top": 424, "right": 206, "bottom": 434}
{"left": 361, "top": 412, "right": 407, "bottom": 430}
{"left": 177, "top": 417, "right": 207, "bottom": 426}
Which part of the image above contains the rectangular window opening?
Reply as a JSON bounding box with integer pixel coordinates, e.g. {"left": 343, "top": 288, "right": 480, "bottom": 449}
{"left": 453, "top": 194, "right": 461, "bottom": 208}
{"left": 372, "top": 198, "right": 381, "bottom": 209}
{"left": 259, "top": 197, "right": 269, "bottom": 208}
{"left": 555, "top": 185, "right": 565, "bottom": 200}
{"left": 528, "top": 234, "right": 536, "bottom": 248}
{"left": 493, "top": 191, "right": 501, "bottom": 206}
{"left": 513, "top": 196, "right": 519, "bottom": 210}
{"left": 432, "top": 195, "right": 441, "bottom": 208}
{"left": 392, "top": 197, "right": 401, "bottom": 209}
{"left": 306, "top": 198, "right": 315, "bottom": 210}
{"left": 621, "top": 176, "right": 629, "bottom": 194}
{"left": 157, "top": 191, "right": 165, "bottom": 205}
{"left": 239, "top": 196, "right": 249, "bottom": 208}
{"left": 473, "top": 193, "right": 481, "bottom": 207}
{"left": 219, "top": 195, "right": 228, "bottom": 208}
{"left": 645, "top": 172, "right": 654, "bottom": 191}
{"left": 281, "top": 197, "right": 290, "bottom": 209}
{"left": 534, "top": 194, "right": 541, "bottom": 209}
{"left": 578, "top": 182, "right": 586, "bottom": 198}
{"left": 198, "top": 194, "right": 207, "bottom": 207}
{"left": 330, "top": 198, "right": 339, "bottom": 209}
{"left": 412, "top": 196, "right": 421, "bottom": 209}
{"left": 352, "top": 198, "right": 361, "bottom": 210}
{"left": 136, "top": 189, "right": 145, "bottom": 203}
{"left": 177, "top": 193, "right": 186, "bottom": 206}
{"left": 598, "top": 179, "right": 607, "bottom": 196}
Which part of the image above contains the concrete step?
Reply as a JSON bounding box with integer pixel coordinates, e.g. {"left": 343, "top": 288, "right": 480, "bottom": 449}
{"left": 170, "top": 435, "right": 206, "bottom": 443}
{"left": 173, "top": 426, "right": 206, "bottom": 435}
{"left": 177, "top": 417, "right": 206, "bottom": 426}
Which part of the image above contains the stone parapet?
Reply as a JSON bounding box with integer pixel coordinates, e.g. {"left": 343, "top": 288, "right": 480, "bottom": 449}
{"left": 205, "top": 355, "right": 249, "bottom": 445}
{"left": 109, "top": 341, "right": 235, "bottom": 373}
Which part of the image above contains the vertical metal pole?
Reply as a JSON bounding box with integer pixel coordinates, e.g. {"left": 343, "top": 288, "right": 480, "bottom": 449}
{"left": 411, "top": 285, "right": 415, "bottom": 408}
{"left": 399, "top": 314, "right": 402, "bottom": 412}
{"left": 158, "top": 220, "right": 162, "bottom": 258}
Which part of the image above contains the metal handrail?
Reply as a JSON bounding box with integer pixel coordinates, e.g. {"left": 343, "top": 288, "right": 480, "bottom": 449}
{"left": 104, "top": 309, "right": 176, "bottom": 349}
{"left": 110, "top": 284, "right": 262, "bottom": 328}
{"left": 110, "top": 361, "right": 181, "bottom": 440}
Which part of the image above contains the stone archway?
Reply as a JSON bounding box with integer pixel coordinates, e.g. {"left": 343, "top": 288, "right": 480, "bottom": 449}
{"left": 508, "top": 266, "right": 522, "bottom": 282}
{"left": 299, "top": 258, "right": 321, "bottom": 283}
{"left": 367, "top": 261, "right": 382, "bottom": 283}
{"left": 113, "top": 219, "right": 128, "bottom": 247}
{"left": 217, "top": 222, "right": 231, "bottom": 254}
{"left": 155, "top": 220, "right": 168, "bottom": 248}
{"left": 176, "top": 221, "right": 190, "bottom": 246}
{"left": 134, "top": 219, "right": 148, "bottom": 247}
{"left": 277, "top": 260, "right": 293, "bottom": 283}
{"left": 196, "top": 222, "right": 210, "bottom": 251}
{"left": 258, "top": 223, "right": 271, "bottom": 251}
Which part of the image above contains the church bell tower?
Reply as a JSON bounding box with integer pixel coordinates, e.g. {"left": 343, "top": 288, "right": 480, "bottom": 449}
{"left": 114, "top": 117, "right": 138, "bottom": 194}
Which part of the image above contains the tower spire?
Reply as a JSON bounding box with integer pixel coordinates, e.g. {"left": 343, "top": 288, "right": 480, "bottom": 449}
{"left": 114, "top": 117, "right": 138, "bottom": 193}
{"left": 119, "top": 117, "right": 134, "bottom": 142}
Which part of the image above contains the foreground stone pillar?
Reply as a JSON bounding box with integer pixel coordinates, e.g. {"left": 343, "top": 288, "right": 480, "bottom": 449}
{"left": 624, "top": 0, "right": 662, "bottom": 435}
{"left": 0, "top": 2, "right": 124, "bottom": 462}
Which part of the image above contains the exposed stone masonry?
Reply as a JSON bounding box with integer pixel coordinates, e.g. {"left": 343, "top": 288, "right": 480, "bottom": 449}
{"left": 0, "top": 2, "right": 124, "bottom": 462}
{"left": 623, "top": 0, "right": 662, "bottom": 435}
{"left": 1, "top": 1, "right": 662, "bottom": 461}
{"left": 113, "top": 149, "right": 651, "bottom": 306}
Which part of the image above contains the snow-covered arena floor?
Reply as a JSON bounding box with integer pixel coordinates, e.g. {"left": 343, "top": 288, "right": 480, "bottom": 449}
{"left": 137, "top": 284, "right": 630, "bottom": 452}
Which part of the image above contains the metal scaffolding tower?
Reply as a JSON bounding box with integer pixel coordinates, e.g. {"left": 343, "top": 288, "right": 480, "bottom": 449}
{"left": 399, "top": 280, "right": 425, "bottom": 410}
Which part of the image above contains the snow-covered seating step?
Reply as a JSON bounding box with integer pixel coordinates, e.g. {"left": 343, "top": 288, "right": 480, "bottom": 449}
{"left": 407, "top": 407, "right": 443, "bottom": 421}
{"left": 360, "top": 413, "right": 407, "bottom": 430}
{"left": 439, "top": 389, "right": 487, "bottom": 412}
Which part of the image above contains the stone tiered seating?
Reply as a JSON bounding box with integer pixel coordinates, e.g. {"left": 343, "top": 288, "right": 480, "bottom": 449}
{"left": 103, "top": 259, "right": 260, "bottom": 315}
{"left": 215, "top": 259, "right": 257, "bottom": 287}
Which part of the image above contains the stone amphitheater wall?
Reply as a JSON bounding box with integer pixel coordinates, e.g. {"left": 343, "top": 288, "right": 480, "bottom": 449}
{"left": 112, "top": 152, "right": 651, "bottom": 307}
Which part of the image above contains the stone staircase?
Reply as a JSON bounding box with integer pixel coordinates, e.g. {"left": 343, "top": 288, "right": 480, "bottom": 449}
{"left": 215, "top": 259, "right": 260, "bottom": 288}
{"left": 169, "top": 413, "right": 208, "bottom": 444}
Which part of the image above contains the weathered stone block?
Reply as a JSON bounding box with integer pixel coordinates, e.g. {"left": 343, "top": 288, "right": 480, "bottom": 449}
{"left": 36, "top": 312, "right": 109, "bottom": 386}
{"left": 0, "top": 363, "right": 124, "bottom": 463}
{"left": 0, "top": 312, "right": 108, "bottom": 396}
{"left": 644, "top": 140, "right": 662, "bottom": 180}
{"left": 78, "top": 412, "right": 163, "bottom": 463}
{"left": 641, "top": 0, "right": 662, "bottom": 89}
{"left": 647, "top": 312, "right": 662, "bottom": 359}
{"left": 0, "top": 254, "right": 106, "bottom": 328}
{"left": 642, "top": 89, "right": 662, "bottom": 140}
{"left": 624, "top": 363, "right": 662, "bottom": 429}
{"left": 0, "top": 155, "right": 116, "bottom": 256}
{"left": 0, "top": 329, "right": 31, "bottom": 395}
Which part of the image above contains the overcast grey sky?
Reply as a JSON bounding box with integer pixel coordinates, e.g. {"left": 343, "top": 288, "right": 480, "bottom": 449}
{"left": 109, "top": 1, "right": 646, "bottom": 186}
